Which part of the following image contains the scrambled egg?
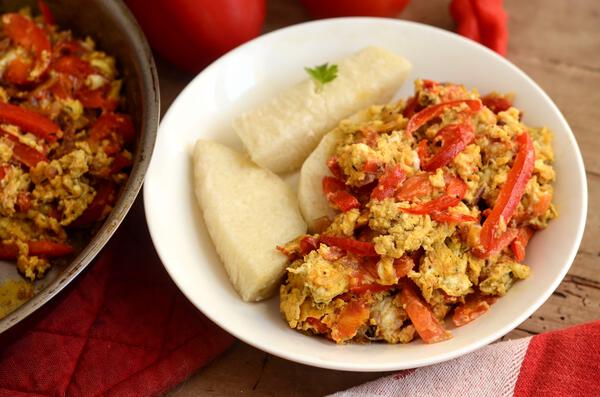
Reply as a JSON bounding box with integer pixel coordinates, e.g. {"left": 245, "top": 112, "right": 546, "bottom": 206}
{"left": 280, "top": 80, "right": 557, "bottom": 344}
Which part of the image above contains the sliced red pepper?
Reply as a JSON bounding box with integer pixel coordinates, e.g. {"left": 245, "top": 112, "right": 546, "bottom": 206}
{"left": 430, "top": 211, "right": 478, "bottom": 224}
{"left": 405, "top": 99, "right": 481, "bottom": 137}
{"left": 473, "top": 227, "right": 518, "bottom": 259}
{"left": 0, "top": 129, "right": 47, "bottom": 168}
{"left": 299, "top": 235, "right": 320, "bottom": 256}
{"left": 480, "top": 132, "right": 534, "bottom": 253}
{"left": 4, "top": 57, "right": 31, "bottom": 85}
{"left": 70, "top": 181, "right": 116, "bottom": 226}
{"left": 77, "top": 87, "right": 117, "bottom": 111}
{"left": 0, "top": 240, "right": 74, "bottom": 260}
{"left": 511, "top": 227, "right": 534, "bottom": 262}
{"left": 37, "top": 0, "right": 55, "bottom": 25}
{"left": 89, "top": 112, "right": 136, "bottom": 146}
{"left": 399, "top": 280, "right": 451, "bottom": 343}
{"left": 403, "top": 176, "right": 467, "bottom": 215}
{"left": 403, "top": 96, "right": 419, "bottom": 118}
{"left": 322, "top": 176, "right": 360, "bottom": 212}
{"left": 16, "top": 192, "right": 32, "bottom": 212}
{"left": 452, "top": 294, "right": 498, "bottom": 327}
{"left": 420, "top": 122, "right": 475, "bottom": 171}
{"left": 371, "top": 165, "right": 406, "bottom": 201}
{"left": 320, "top": 235, "right": 378, "bottom": 257}
{"left": 482, "top": 93, "right": 512, "bottom": 114}
{"left": 0, "top": 102, "right": 60, "bottom": 142}
{"left": 395, "top": 173, "right": 434, "bottom": 201}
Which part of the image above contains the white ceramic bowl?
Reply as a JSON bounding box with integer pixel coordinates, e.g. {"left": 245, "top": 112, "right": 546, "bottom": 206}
{"left": 144, "top": 18, "right": 587, "bottom": 371}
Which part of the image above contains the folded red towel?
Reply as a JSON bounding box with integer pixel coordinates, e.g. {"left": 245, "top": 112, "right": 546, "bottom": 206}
{"left": 329, "top": 320, "right": 600, "bottom": 396}
{"left": 0, "top": 201, "right": 234, "bottom": 397}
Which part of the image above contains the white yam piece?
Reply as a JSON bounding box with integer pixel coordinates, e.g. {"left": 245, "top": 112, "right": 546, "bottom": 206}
{"left": 233, "top": 46, "right": 411, "bottom": 173}
{"left": 193, "top": 140, "right": 307, "bottom": 302}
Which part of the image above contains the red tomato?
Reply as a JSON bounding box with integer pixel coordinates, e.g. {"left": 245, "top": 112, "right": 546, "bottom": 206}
{"left": 125, "top": 0, "right": 266, "bottom": 73}
{"left": 300, "top": 0, "right": 410, "bottom": 18}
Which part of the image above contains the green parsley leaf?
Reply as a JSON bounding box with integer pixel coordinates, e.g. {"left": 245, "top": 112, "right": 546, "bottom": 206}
{"left": 305, "top": 63, "right": 338, "bottom": 92}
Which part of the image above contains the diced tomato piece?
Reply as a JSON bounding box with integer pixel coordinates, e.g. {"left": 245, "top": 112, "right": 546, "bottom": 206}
{"left": 395, "top": 173, "right": 434, "bottom": 201}
{"left": 306, "top": 317, "right": 329, "bottom": 334}
{"left": 4, "top": 57, "right": 30, "bottom": 85}
{"left": 403, "top": 176, "right": 467, "bottom": 215}
{"left": 399, "top": 281, "right": 451, "bottom": 343}
{"left": 78, "top": 88, "right": 117, "bottom": 111}
{"left": 89, "top": 112, "right": 136, "bottom": 148}
{"left": 0, "top": 240, "right": 74, "bottom": 260}
{"left": 52, "top": 55, "right": 95, "bottom": 77}
{"left": 511, "top": 227, "right": 534, "bottom": 262}
{"left": 0, "top": 164, "right": 9, "bottom": 180}
{"left": 480, "top": 133, "right": 534, "bottom": 254}
{"left": 393, "top": 256, "right": 415, "bottom": 278}
{"left": 2, "top": 13, "right": 51, "bottom": 56}
{"left": 482, "top": 93, "right": 512, "bottom": 114}
{"left": 16, "top": 192, "right": 32, "bottom": 212}
{"left": 330, "top": 300, "right": 370, "bottom": 343}
{"left": 109, "top": 152, "right": 133, "bottom": 175}
{"left": 420, "top": 122, "right": 475, "bottom": 171}
{"left": 371, "top": 165, "right": 406, "bottom": 201}
{"left": 452, "top": 295, "right": 498, "bottom": 327}
{"left": 320, "top": 235, "right": 378, "bottom": 257}
{"left": 0, "top": 103, "right": 60, "bottom": 142}
{"left": 362, "top": 158, "right": 380, "bottom": 173}
{"left": 405, "top": 99, "right": 481, "bottom": 137}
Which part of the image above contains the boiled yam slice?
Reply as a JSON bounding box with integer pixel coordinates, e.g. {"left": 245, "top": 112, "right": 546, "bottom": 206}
{"left": 193, "top": 140, "right": 307, "bottom": 301}
{"left": 233, "top": 46, "right": 411, "bottom": 173}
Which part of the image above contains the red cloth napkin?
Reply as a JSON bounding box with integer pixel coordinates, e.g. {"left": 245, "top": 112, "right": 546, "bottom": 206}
{"left": 0, "top": 199, "right": 234, "bottom": 397}
{"left": 329, "top": 320, "right": 600, "bottom": 396}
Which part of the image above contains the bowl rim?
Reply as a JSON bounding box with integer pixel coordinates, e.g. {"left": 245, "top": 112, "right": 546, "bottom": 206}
{"left": 145, "top": 16, "right": 587, "bottom": 371}
{"left": 0, "top": 0, "right": 160, "bottom": 334}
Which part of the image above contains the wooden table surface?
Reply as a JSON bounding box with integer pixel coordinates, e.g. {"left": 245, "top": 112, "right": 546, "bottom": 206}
{"left": 158, "top": 0, "right": 600, "bottom": 395}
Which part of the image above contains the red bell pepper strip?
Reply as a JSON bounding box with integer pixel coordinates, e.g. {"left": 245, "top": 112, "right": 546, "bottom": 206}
{"left": 0, "top": 129, "right": 47, "bottom": 168}
{"left": 405, "top": 99, "right": 481, "bottom": 137}
{"left": 419, "top": 122, "right": 475, "bottom": 171}
{"left": 0, "top": 102, "right": 60, "bottom": 142}
{"left": 479, "top": 132, "right": 534, "bottom": 253}
{"left": 300, "top": 235, "right": 320, "bottom": 256}
{"left": 349, "top": 283, "right": 395, "bottom": 295}
{"left": 322, "top": 176, "right": 360, "bottom": 212}
{"left": 306, "top": 317, "right": 329, "bottom": 334}
{"left": 399, "top": 280, "right": 451, "bottom": 343}
{"left": 403, "top": 96, "right": 419, "bottom": 118}
{"left": 511, "top": 227, "right": 534, "bottom": 262}
{"left": 371, "top": 165, "right": 406, "bottom": 201}
{"left": 482, "top": 93, "right": 512, "bottom": 113}
{"left": 4, "top": 57, "right": 31, "bottom": 85}
{"left": 474, "top": 227, "right": 518, "bottom": 259}
{"left": 52, "top": 55, "right": 95, "bottom": 77}
{"left": 327, "top": 156, "right": 343, "bottom": 179}
{"left": 403, "top": 176, "right": 467, "bottom": 215}
{"left": 452, "top": 294, "right": 498, "bottom": 327}
{"left": 89, "top": 112, "right": 136, "bottom": 145}
{"left": 0, "top": 240, "right": 74, "bottom": 260}
{"left": 37, "top": 0, "right": 55, "bottom": 25}
{"left": 320, "top": 235, "right": 378, "bottom": 257}
{"left": 109, "top": 152, "right": 133, "bottom": 175}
